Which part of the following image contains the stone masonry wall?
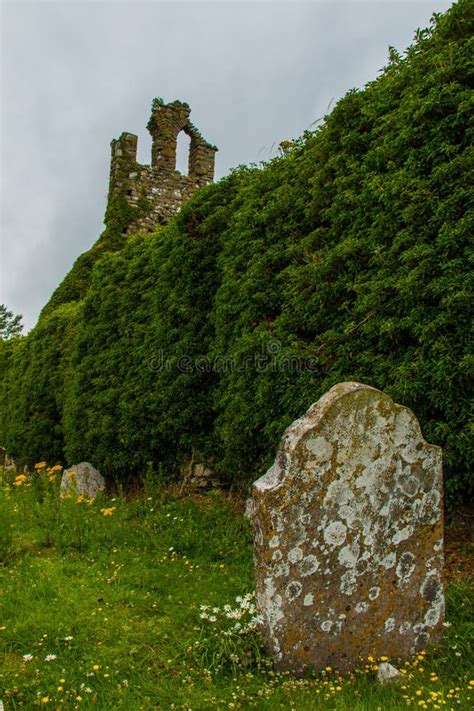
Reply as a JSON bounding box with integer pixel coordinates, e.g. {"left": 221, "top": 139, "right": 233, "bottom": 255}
{"left": 108, "top": 98, "right": 217, "bottom": 234}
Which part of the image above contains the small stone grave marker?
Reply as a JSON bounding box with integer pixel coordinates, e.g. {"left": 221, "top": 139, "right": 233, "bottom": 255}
{"left": 252, "top": 382, "right": 444, "bottom": 672}
{"left": 61, "top": 462, "right": 105, "bottom": 499}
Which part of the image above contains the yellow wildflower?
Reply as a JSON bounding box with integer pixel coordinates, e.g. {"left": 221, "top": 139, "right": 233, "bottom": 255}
{"left": 35, "top": 461, "right": 47, "bottom": 469}
{"left": 379, "top": 656, "right": 389, "bottom": 661}
{"left": 67, "top": 470, "right": 77, "bottom": 479}
{"left": 100, "top": 507, "right": 116, "bottom": 516}
{"left": 14, "top": 474, "right": 28, "bottom": 486}
{"left": 50, "top": 464, "right": 63, "bottom": 472}
{"left": 41, "top": 698, "right": 49, "bottom": 704}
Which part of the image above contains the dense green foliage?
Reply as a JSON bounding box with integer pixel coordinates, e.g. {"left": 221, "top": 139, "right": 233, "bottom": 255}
{"left": 0, "top": 303, "right": 79, "bottom": 465}
{"left": 40, "top": 192, "right": 148, "bottom": 318}
{"left": 0, "top": 1, "right": 472, "bottom": 504}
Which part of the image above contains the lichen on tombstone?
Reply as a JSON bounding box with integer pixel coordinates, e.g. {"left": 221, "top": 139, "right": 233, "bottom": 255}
{"left": 251, "top": 382, "right": 444, "bottom": 673}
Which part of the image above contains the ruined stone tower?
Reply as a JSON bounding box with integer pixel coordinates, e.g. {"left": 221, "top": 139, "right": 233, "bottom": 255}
{"left": 107, "top": 98, "right": 217, "bottom": 234}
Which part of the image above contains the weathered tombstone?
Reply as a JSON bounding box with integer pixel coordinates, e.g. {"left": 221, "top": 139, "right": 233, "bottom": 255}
{"left": 252, "top": 382, "right": 444, "bottom": 672}
{"left": 61, "top": 462, "right": 105, "bottom": 499}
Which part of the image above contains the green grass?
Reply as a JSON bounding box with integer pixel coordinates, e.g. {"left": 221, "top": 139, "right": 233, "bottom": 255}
{"left": 0, "top": 467, "right": 472, "bottom": 710}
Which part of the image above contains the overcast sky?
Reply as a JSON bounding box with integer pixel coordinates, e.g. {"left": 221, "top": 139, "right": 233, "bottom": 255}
{"left": 1, "top": 0, "right": 453, "bottom": 332}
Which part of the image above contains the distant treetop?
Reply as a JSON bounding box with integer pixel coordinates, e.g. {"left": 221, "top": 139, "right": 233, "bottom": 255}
{"left": 0, "top": 304, "right": 23, "bottom": 340}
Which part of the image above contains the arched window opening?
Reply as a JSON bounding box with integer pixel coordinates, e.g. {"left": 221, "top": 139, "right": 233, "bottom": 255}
{"left": 176, "top": 130, "right": 191, "bottom": 175}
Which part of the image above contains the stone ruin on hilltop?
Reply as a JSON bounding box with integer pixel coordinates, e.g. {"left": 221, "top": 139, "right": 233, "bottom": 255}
{"left": 108, "top": 98, "right": 218, "bottom": 234}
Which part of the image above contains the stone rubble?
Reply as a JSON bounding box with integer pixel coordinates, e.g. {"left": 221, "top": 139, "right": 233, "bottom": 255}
{"left": 377, "top": 662, "right": 402, "bottom": 683}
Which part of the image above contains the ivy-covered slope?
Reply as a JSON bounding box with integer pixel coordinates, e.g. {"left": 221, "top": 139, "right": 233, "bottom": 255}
{"left": 40, "top": 186, "right": 153, "bottom": 318}
{"left": 0, "top": 1, "right": 472, "bottom": 505}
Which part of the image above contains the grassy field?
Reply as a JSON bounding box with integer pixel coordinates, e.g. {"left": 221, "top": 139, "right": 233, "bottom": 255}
{"left": 0, "top": 465, "right": 472, "bottom": 710}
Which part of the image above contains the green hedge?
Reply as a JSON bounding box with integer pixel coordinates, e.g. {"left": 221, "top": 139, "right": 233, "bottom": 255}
{"left": 0, "top": 302, "right": 80, "bottom": 465}
{"left": 1, "top": 1, "right": 472, "bottom": 505}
